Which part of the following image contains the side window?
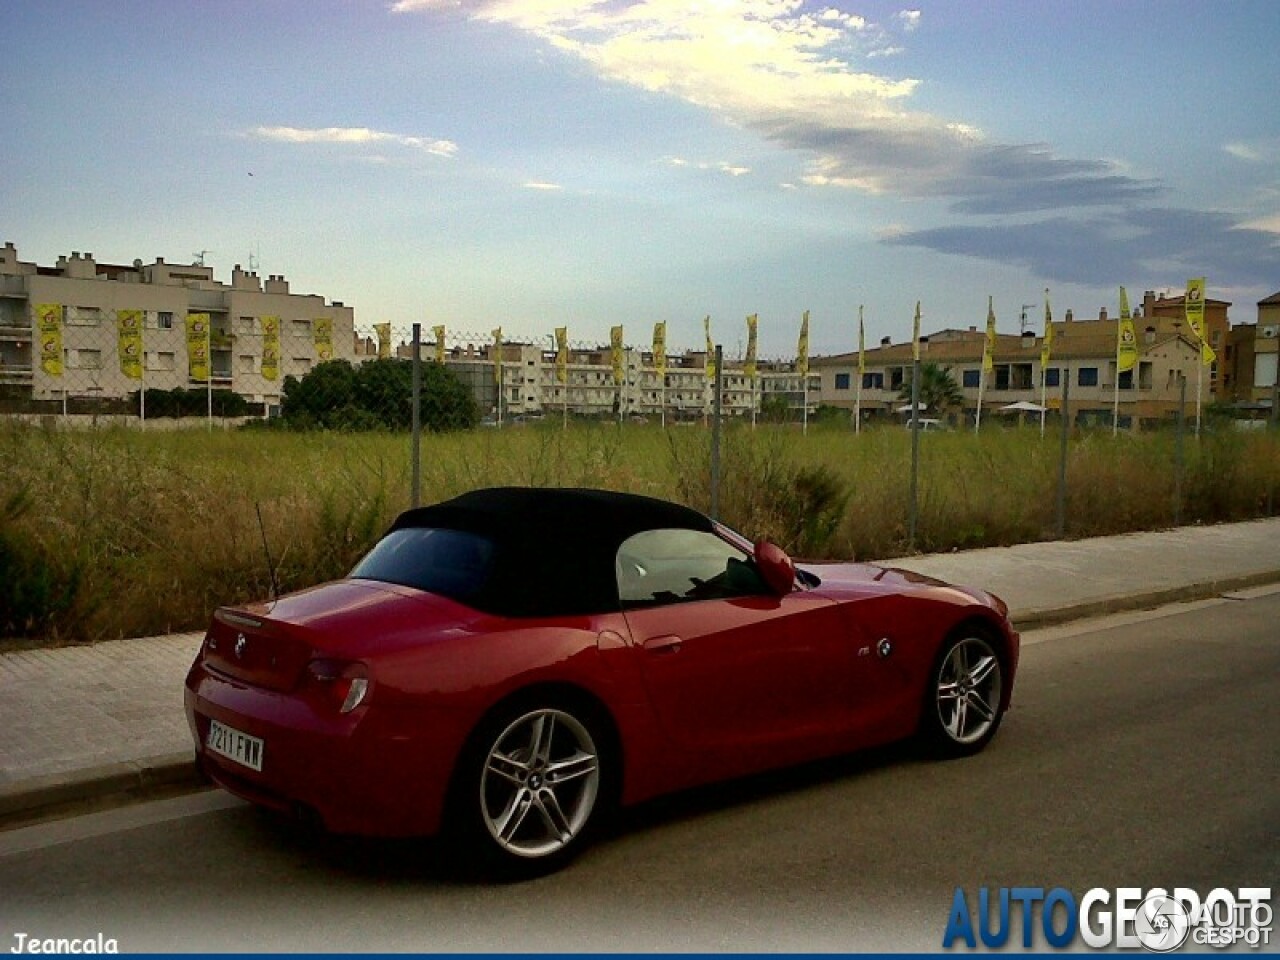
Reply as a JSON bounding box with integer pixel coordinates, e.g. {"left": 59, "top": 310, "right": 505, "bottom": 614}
{"left": 616, "top": 529, "right": 767, "bottom": 608}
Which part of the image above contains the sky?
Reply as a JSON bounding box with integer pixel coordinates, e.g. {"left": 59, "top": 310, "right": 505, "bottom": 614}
{"left": 3, "top": 0, "right": 1279, "bottom": 359}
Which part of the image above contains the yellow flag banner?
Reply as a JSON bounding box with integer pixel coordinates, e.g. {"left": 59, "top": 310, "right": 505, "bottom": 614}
{"left": 492, "top": 327, "right": 503, "bottom": 385}
{"left": 983, "top": 297, "right": 996, "bottom": 372}
{"left": 1041, "top": 291, "right": 1054, "bottom": 369}
{"left": 36, "top": 304, "right": 64, "bottom": 377}
{"left": 555, "top": 327, "right": 568, "bottom": 384}
{"left": 1201, "top": 340, "right": 1217, "bottom": 366}
{"left": 653, "top": 322, "right": 667, "bottom": 377}
{"left": 1185, "top": 278, "right": 1207, "bottom": 343}
{"left": 611, "top": 325, "right": 624, "bottom": 386}
{"left": 117, "top": 309, "right": 144, "bottom": 380}
{"left": 1119, "top": 286, "right": 1132, "bottom": 321}
{"left": 912, "top": 301, "right": 921, "bottom": 362}
{"left": 186, "top": 312, "right": 210, "bottom": 382}
{"left": 262, "top": 315, "right": 281, "bottom": 381}
{"left": 857, "top": 306, "right": 865, "bottom": 376}
{"left": 1117, "top": 318, "right": 1138, "bottom": 373}
{"left": 704, "top": 316, "right": 714, "bottom": 382}
{"left": 744, "top": 314, "right": 758, "bottom": 380}
{"left": 374, "top": 322, "right": 391, "bottom": 360}
{"left": 313, "top": 317, "right": 334, "bottom": 362}
{"left": 797, "top": 310, "right": 810, "bottom": 376}
{"left": 433, "top": 325, "right": 446, "bottom": 365}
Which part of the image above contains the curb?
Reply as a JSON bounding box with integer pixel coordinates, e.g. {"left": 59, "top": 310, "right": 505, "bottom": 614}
{"left": 3, "top": 570, "right": 1279, "bottom": 830}
{"left": 0, "top": 751, "right": 204, "bottom": 830}
{"left": 1009, "top": 569, "right": 1280, "bottom": 631}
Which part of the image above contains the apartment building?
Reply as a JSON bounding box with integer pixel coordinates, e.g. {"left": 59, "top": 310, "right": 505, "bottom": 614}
{"left": 814, "top": 299, "right": 1218, "bottom": 428}
{"left": 1223, "top": 291, "right": 1280, "bottom": 408}
{"left": 414, "top": 341, "right": 818, "bottom": 420}
{"left": 0, "top": 242, "right": 355, "bottom": 411}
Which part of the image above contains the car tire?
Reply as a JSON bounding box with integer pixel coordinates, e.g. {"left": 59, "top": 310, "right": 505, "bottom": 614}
{"left": 446, "top": 699, "right": 611, "bottom": 879}
{"left": 920, "top": 630, "right": 1006, "bottom": 758}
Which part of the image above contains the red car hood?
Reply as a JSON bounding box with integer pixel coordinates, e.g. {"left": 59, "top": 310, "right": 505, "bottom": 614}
{"left": 799, "top": 561, "right": 1007, "bottom": 615}
{"left": 202, "top": 579, "right": 473, "bottom": 692}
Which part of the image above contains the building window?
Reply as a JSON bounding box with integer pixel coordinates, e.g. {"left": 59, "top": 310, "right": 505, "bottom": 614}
{"left": 69, "top": 349, "right": 102, "bottom": 369}
{"left": 293, "top": 357, "right": 312, "bottom": 373}
{"left": 68, "top": 307, "right": 101, "bottom": 327}
{"left": 1256, "top": 353, "right": 1279, "bottom": 388}
{"left": 157, "top": 312, "right": 174, "bottom": 330}
{"left": 1045, "top": 368, "right": 1061, "bottom": 388}
{"left": 1078, "top": 367, "right": 1099, "bottom": 387}
{"left": 147, "top": 351, "right": 176, "bottom": 372}
{"left": 862, "top": 372, "right": 883, "bottom": 389}
{"left": 834, "top": 373, "right": 851, "bottom": 390}
{"left": 962, "top": 369, "right": 980, "bottom": 388}
{"left": 238, "top": 354, "right": 257, "bottom": 374}
{"left": 1119, "top": 369, "right": 1133, "bottom": 390}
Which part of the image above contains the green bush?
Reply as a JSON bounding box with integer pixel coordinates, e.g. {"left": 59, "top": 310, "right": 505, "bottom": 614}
{"left": 0, "top": 487, "right": 82, "bottom": 638}
{"left": 133, "top": 387, "right": 249, "bottom": 418}
{"left": 282, "top": 359, "right": 477, "bottom": 432}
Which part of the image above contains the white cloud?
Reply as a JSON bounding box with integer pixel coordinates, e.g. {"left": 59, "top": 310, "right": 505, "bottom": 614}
{"left": 400, "top": 2, "right": 1156, "bottom": 214}
{"left": 662, "top": 155, "right": 751, "bottom": 177}
{"left": 1224, "top": 142, "right": 1261, "bottom": 162}
{"left": 1237, "top": 212, "right": 1280, "bottom": 234}
{"left": 247, "top": 125, "right": 457, "bottom": 158}
{"left": 523, "top": 181, "right": 564, "bottom": 190}
{"left": 867, "top": 46, "right": 904, "bottom": 58}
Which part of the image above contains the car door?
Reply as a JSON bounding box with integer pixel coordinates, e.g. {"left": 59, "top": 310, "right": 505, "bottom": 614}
{"left": 617, "top": 528, "right": 856, "bottom": 766}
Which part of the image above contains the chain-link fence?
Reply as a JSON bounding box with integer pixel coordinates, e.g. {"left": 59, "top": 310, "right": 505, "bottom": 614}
{"left": 2, "top": 308, "right": 1279, "bottom": 645}
{"left": 2, "top": 309, "right": 819, "bottom": 429}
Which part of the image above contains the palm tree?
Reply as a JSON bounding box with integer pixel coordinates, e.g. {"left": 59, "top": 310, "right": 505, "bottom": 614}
{"left": 898, "top": 362, "right": 964, "bottom": 415}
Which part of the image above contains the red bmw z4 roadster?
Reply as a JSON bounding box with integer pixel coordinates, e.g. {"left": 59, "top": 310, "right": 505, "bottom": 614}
{"left": 185, "top": 487, "right": 1019, "bottom": 875}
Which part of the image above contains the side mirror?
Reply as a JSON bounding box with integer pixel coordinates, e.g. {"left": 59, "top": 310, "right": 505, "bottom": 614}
{"left": 754, "top": 540, "right": 796, "bottom": 596}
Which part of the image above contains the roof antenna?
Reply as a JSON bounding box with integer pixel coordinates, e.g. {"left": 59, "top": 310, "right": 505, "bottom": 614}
{"left": 255, "top": 502, "right": 280, "bottom": 600}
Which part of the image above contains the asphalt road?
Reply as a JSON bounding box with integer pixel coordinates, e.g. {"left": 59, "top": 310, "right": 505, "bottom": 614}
{"left": 2, "top": 590, "right": 1277, "bottom": 953}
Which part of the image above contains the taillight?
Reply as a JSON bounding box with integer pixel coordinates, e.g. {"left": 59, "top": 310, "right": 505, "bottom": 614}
{"left": 305, "top": 659, "right": 371, "bottom": 714}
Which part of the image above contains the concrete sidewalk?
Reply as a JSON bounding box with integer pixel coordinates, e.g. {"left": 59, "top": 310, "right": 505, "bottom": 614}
{"left": 2, "top": 517, "right": 1279, "bottom": 826}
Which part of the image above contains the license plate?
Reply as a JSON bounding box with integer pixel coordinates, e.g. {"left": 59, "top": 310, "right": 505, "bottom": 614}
{"left": 206, "top": 719, "right": 264, "bottom": 772}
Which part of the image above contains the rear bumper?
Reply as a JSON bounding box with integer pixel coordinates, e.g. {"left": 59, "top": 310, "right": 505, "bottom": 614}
{"left": 185, "top": 664, "right": 465, "bottom": 837}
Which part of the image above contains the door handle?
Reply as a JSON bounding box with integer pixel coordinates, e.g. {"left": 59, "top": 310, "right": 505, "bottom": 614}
{"left": 643, "top": 634, "right": 683, "bottom": 654}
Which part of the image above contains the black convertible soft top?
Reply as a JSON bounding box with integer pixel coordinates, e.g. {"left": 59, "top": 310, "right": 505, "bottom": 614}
{"left": 387, "top": 487, "right": 714, "bottom": 618}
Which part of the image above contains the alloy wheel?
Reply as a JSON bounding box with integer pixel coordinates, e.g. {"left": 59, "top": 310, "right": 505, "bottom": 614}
{"left": 479, "top": 708, "right": 601, "bottom": 859}
{"left": 935, "top": 636, "right": 1003, "bottom": 746}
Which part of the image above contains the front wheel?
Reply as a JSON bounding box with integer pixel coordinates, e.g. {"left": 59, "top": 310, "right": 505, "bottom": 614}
{"left": 922, "top": 633, "right": 1005, "bottom": 757}
{"left": 449, "top": 704, "right": 607, "bottom": 877}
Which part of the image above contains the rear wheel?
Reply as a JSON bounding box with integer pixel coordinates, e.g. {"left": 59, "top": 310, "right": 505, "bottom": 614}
{"left": 449, "top": 703, "right": 608, "bottom": 878}
{"left": 922, "top": 632, "right": 1005, "bottom": 757}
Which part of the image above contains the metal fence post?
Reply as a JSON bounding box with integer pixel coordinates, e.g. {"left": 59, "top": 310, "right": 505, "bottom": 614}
{"left": 908, "top": 357, "right": 920, "bottom": 550}
{"left": 1175, "top": 374, "right": 1186, "bottom": 526}
{"left": 1056, "top": 369, "right": 1070, "bottom": 539}
{"left": 1270, "top": 379, "right": 1279, "bottom": 516}
{"left": 711, "top": 345, "right": 723, "bottom": 521}
{"left": 411, "top": 323, "right": 422, "bottom": 509}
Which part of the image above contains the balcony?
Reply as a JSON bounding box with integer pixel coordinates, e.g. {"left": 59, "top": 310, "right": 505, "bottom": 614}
{"left": 0, "top": 275, "right": 28, "bottom": 297}
{"left": 0, "top": 363, "right": 34, "bottom": 385}
{"left": 187, "top": 289, "right": 229, "bottom": 311}
{"left": 0, "top": 323, "right": 33, "bottom": 340}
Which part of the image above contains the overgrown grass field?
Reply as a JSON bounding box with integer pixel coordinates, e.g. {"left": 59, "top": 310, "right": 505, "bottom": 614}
{"left": 2, "top": 419, "right": 1277, "bottom": 644}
